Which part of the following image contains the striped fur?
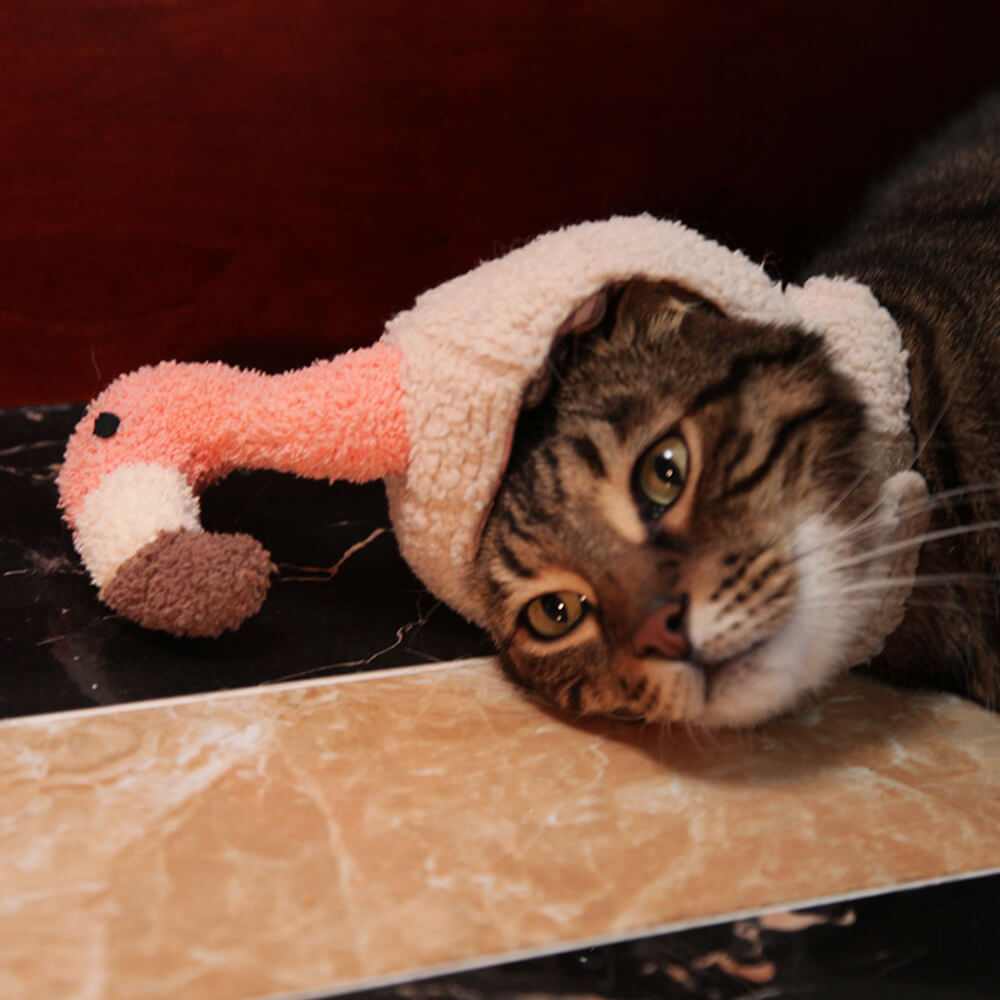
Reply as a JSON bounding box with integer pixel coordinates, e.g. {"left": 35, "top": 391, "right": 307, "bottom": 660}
{"left": 473, "top": 96, "right": 1000, "bottom": 726}
{"left": 809, "top": 94, "right": 1000, "bottom": 707}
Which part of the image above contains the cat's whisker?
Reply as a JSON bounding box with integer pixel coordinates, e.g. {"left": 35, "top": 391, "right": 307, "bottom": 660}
{"left": 686, "top": 717, "right": 721, "bottom": 751}
{"left": 822, "top": 519, "right": 1000, "bottom": 575}
{"left": 812, "top": 442, "right": 877, "bottom": 463}
{"left": 793, "top": 596, "right": 987, "bottom": 621}
{"left": 799, "top": 465, "right": 990, "bottom": 557}
{"left": 867, "top": 481, "right": 1000, "bottom": 535}
{"left": 823, "top": 475, "right": 1000, "bottom": 544}
{"left": 785, "top": 480, "right": 895, "bottom": 566}
{"left": 679, "top": 718, "right": 698, "bottom": 754}
{"left": 790, "top": 482, "right": 1000, "bottom": 566}
{"left": 793, "top": 574, "right": 994, "bottom": 605}
{"left": 767, "top": 451, "right": 907, "bottom": 562}
{"left": 892, "top": 479, "right": 1000, "bottom": 512}
{"left": 838, "top": 572, "right": 994, "bottom": 593}
{"left": 776, "top": 466, "right": 874, "bottom": 551}
{"left": 796, "top": 573, "right": 995, "bottom": 604}
{"left": 778, "top": 584, "right": 989, "bottom": 623}
{"left": 904, "top": 316, "right": 991, "bottom": 478}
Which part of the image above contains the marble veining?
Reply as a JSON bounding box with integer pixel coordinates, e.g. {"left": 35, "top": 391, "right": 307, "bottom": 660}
{"left": 3, "top": 659, "right": 1000, "bottom": 1000}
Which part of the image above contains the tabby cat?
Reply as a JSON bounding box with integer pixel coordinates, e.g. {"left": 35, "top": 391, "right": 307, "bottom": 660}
{"left": 473, "top": 95, "right": 1000, "bottom": 727}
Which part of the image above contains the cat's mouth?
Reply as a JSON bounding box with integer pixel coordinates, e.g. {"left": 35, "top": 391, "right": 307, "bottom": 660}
{"left": 626, "top": 637, "right": 777, "bottom": 725}
{"left": 681, "top": 637, "right": 770, "bottom": 697}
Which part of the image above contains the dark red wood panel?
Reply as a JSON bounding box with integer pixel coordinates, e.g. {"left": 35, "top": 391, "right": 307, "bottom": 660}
{"left": 1, "top": 1, "right": 997, "bottom": 404}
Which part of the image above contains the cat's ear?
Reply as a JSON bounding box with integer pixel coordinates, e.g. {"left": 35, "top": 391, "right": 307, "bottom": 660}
{"left": 522, "top": 286, "right": 617, "bottom": 409}
{"left": 554, "top": 287, "right": 611, "bottom": 338}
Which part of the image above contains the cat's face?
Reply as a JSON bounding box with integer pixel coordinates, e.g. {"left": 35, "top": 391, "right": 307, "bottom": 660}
{"left": 474, "top": 280, "right": 923, "bottom": 727}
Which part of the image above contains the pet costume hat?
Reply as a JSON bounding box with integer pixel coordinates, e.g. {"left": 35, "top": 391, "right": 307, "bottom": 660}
{"left": 58, "top": 215, "right": 925, "bottom": 669}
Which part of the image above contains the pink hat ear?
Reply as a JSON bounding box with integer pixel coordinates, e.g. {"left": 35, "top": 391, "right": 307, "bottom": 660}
{"left": 554, "top": 287, "right": 611, "bottom": 337}
{"left": 521, "top": 287, "right": 614, "bottom": 409}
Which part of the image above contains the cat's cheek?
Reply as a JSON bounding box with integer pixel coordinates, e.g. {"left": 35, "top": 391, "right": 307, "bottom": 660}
{"left": 624, "top": 658, "right": 707, "bottom": 723}
{"left": 692, "top": 518, "right": 852, "bottom": 727}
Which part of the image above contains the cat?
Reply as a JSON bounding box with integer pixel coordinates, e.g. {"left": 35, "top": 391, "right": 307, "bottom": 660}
{"left": 472, "top": 94, "right": 1000, "bottom": 727}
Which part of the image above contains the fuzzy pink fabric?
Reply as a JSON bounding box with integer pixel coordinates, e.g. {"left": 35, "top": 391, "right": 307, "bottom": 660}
{"left": 59, "top": 342, "right": 407, "bottom": 526}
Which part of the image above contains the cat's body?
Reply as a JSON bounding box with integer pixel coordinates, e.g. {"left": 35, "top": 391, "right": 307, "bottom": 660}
{"left": 473, "top": 95, "right": 1000, "bottom": 726}
{"left": 809, "top": 97, "right": 1000, "bottom": 707}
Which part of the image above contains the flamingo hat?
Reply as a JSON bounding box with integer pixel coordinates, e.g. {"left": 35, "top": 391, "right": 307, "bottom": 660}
{"left": 58, "top": 216, "right": 920, "bottom": 651}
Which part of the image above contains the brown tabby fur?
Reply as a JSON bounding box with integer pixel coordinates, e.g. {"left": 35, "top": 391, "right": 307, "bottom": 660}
{"left": 473, "top": 95, "right": 1000, "bottom": 725}
{"left": 810, "top": 95, "right": 1000, "bottom": 707}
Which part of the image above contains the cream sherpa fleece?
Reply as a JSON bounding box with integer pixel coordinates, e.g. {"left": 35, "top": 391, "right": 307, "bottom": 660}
{"left": 384, "top": 215, "right": 911, "bottom": 625}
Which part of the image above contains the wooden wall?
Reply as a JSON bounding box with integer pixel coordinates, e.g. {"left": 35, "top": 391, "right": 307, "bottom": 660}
{"left": 1, "top": 1, "right": 998, "bottom": 405}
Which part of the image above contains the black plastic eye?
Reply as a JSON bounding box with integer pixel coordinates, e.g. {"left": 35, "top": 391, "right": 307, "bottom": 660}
{"left": 93, "top": 412, "right": 120, "bottom": 438}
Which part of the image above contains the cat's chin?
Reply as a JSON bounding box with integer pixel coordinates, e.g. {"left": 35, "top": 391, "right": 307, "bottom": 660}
{"left": 697, "top": 647, "right": 829, "bottom": 728}
{"left": 635, "top": 649, "right": 819, "bottom": 728}
{"left": 696, "top": 604, "right": 847, "bottom": 727}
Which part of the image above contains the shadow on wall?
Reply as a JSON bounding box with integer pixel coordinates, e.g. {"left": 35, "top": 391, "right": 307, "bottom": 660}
{"left": 1, "top": 0, "right": 998, "bottom": 405}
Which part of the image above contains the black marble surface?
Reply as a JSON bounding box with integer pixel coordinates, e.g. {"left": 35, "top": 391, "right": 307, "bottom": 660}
{"left": 1, "top": 403, "right": 492, "bottom": 719}
{"left": 3, "top": 403, "right": 997, "bottom": 1000}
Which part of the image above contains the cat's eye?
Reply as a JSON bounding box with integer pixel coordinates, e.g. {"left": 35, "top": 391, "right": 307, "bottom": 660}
{"left": 522, "top": 591, "right": 589, "bottom": 640}
{"left": 636, "top": 433, "right": 689, "bottom": 508}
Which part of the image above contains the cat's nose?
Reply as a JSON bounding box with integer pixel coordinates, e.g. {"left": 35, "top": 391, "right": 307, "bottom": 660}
{"left": 631, "top": 596, "right": 691, "bottom": 661}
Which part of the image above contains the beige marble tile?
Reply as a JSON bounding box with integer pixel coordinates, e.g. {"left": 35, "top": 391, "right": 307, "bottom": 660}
{"left": 3, "top": 659, "right": 1000, "bottom": 1000}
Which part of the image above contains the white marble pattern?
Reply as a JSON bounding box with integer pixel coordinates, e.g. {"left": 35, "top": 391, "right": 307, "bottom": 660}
{"left": 3, "top": 658, "right": 1000, "bottom": 1000}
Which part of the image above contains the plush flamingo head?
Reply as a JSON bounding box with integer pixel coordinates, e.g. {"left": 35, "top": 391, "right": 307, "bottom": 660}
{"left": 59, "top": 346, "right": 407, "bottom": 636}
